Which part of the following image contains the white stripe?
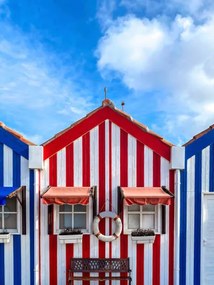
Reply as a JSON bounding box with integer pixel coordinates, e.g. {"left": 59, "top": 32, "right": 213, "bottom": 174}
{"left": 144, "top": 148, "right": 154, "bottom": 284}
{"left": 90, "top": 126, "right": 99, "bottom": 210}
{"left": 90, "top": 127, "right": 99, "bottom": 285}
{"left": 74, "top": 242, "right": 82, "bottom": 285}
{"left": 144, "top": 244, "right": 153, "bottom": 285}
{"left": 34, "top": 169, "right": 39, "bottom": 285}
{"left": 57, "top": 239, "right": 66, "bottom": 285}
{"left": 41, "top": 159, "right": 50, "bottom": 285}
{"left": 3, "top": 145, "right": 13, "bottom": 186}
{"left": 57, "top": 148, "right": 66, "bottom": 186}
{"left": 4, "top": 238, "right": 14, "bottom": 285}
{"left": 105, "top": 120, "right": 109, "bottom": 259}
{"left": 128, "top": 235, "right": 136, "bottom": 284}
{"left": 128, "top": 134, "right": 136, "bottom": 187}
{"left": 202, "top": 146, "right": 210, "bottom": 193}
{"left": 160, "top": 157, "right": 170, "bottom": 285}
{"left": 111, "top": 123, "right": 120, "bottom": 213}
{"left": 2, "top": 145, "right": 13, "bottom": 285}
{"left": 111, "top": 124, "right": 120, "bottom": 271}
{"left": 186, "top": 156, "right": 195, "bottom": 285}
{"left": 74, "top": 137, "right": 82, "bottom": 187}
{"left": 21, "top": 157, "right": 30, "bottom": 285}
{"left": 144, "top": 146, "right": 153, "bottom": 186}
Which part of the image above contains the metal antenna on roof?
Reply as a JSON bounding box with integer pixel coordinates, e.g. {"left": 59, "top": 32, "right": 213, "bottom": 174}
{"left": 121, "top": 101, "right": 125, "bottom": 111}
{"left": 104, "top": 87, "right": 107, "bottom": 100}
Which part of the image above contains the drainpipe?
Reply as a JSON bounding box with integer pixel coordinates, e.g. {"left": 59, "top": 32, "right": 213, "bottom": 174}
{"left": 174, "top": 169, "right": 180, "bottom": 285}
{"left": 171, "top": 146, "right": 184, "bottom": 285}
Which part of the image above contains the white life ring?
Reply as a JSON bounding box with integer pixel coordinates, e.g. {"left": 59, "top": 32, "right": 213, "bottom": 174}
{"left": 93, "top": 211, "right": 122, "bottom": 242}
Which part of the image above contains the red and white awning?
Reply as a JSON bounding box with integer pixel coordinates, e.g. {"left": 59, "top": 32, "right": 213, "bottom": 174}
{"left": 120, "top": 187, "right": 173, "bottom": 206}
{"left": 41, "top": 186, "right": 92, "bottom": 205}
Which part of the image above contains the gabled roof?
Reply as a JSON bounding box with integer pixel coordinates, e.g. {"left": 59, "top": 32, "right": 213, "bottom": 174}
{"left": 184, "top": 124, "right": 214, "bottom": 160}
{"left": 184, "top": 124, "right": 214, "bottom": 146}
{"left": 43, "top": 99, "right": 173, "bottom": 161}
{"left": 0, "top": 122, "right": 34, "bottom": 159}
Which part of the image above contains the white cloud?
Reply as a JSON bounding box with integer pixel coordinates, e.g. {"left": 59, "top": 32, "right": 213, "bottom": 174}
{"left": 96, "top": 0, "right": 117, "bottom": 30}
{"left": 0, "top": 22, "right": 94, "bottom": 143}
{"left": 120, "top": 0, "right": 214, "bottom": 18}
{"left": 96, "top": 13, "right": 214, "bottom": 143}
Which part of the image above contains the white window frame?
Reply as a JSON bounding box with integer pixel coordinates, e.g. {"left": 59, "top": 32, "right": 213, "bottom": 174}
{"left": 123, "top": 204, "right": 161, "bottom": 234}
{"left": 0, "top": 197, "right": 21, "bottom": 234}
{"left": 54, "top": 204, "right": 90, "bottom": 234}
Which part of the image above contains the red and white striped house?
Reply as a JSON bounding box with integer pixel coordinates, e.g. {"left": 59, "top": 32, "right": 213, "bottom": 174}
{"left": 38, "top": 99, "right": 183, "bottom": 285}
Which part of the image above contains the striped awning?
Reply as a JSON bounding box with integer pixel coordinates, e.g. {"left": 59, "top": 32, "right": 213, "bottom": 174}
{"left": 120, "top": 186, "right": 173, "bottom": 206}
{"left": 0, "top": 186, "right": 23, "bottom": 206}
{"left": 41, "top": 186, "right": 92, "bottom": 205}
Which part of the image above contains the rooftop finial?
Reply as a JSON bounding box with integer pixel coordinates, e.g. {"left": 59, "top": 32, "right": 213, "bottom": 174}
{"left": 121, "top": 101, "right": 125, "bottom": 111}
{"left": 104, "top": 87, "right": 107, "bottom": 100}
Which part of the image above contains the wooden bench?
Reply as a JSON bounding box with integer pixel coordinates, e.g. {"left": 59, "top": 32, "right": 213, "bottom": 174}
{"left": 68, "top": 258, "right": 132, "bottom": 284}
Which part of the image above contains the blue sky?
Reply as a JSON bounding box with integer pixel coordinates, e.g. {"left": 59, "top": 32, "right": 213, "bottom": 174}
{"left": 0, "top": 0, "right": 214, "bottom": 145}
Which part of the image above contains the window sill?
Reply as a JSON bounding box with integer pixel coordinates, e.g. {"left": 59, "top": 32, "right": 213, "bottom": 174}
{"left": 131, "top": 235, "right": 156, "bottom": 244}
{"left": 58, "top": 234, "right": 83, "bottom": 244}
{"left": 0, "top": 233, "right": 11, "bottom": 243}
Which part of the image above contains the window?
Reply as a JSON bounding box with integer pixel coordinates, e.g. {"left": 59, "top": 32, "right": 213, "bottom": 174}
{"left": 57, "top": 204, "right": 88, "bottom": 233}
{"left": 124, "top": 204, "right": 161, "bottom": 234}
{"left": 0, "top": 197, "right": 19, "bottom": 233}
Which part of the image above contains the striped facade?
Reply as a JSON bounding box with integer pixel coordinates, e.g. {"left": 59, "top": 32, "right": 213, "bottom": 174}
{"left": 180, "top": 127, "right": 214, "bottom": 285}
{"left": 40, "top": 103, "right": 176, "bottom": 285}
{"left": 0, "top": 125, "right": 35, "bottom": 285}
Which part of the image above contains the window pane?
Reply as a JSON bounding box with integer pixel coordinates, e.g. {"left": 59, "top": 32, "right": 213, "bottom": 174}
{"left": 59, "top": 214, "right": 72, "bottom": 229}
{"left": 5, "top": 214, "right": 17, "bottom": 229}
{"left": 128, "top": 205, "right": 140, "bottom": 212}
{"left": 74, "top": 214, "right": 86, "bottom": 229}
{"left": 128, "top": 214, "right": 140, "bottom": 229}
{"left": 5, "top": 198, "right": 17, "bottom": 212}
{"left": 74, "top": 205, "right": 86, "bottom": 212}
{"left": 142, "top": 214, "right": 155, "bottom": 229}
{"left": 59, "top": 205, "right": 73, "bottom": 212}
{"left": 0, "top": 206, "right": 2, "bottom": 212}
{"left": 142, "top": 205, "right": 155, "bottom": 212}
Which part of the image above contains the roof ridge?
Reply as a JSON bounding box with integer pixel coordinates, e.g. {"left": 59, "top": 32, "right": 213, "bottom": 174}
{"left": 0, "top": 121, "right": 35, "bottom": 146}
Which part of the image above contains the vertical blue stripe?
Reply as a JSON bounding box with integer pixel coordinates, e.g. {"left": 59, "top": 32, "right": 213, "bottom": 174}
{"left": 194, "top": 153, "right": 202, "bottom": 285}
{"left": 179, "top": 165, "right": 187, "bottom": 285}
{"left": 0, "top": 143, "right": 3, "bottom": 187}
{"left": 30, "top": 169, "right": 35, "bottom": 285}
{"left": 209, "top": 143, "right": 214, "bottom": 192}
{"left": 13, "top": 151, "right": 21, "bottom": 187}
{"left": 13, "top": 151, "right": 21, "bottom": 285}
{"left": 13, "top": 235, "right": 21, "bottom": 285}
{"left": 0, "top": 243, "right": 5, "bottom": 285}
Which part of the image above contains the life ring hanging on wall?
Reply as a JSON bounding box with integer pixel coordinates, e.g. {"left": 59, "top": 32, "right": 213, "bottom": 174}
{"left": 93, "top": 211, "right": 122, "bottom": 242}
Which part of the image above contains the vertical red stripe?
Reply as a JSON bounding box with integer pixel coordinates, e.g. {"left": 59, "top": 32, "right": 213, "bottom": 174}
{"left": 120, "top": 129, "right": 128, "bottom": 187}
{"left": 136, "top": 141, "right": 145, "bottom": 285}
{"left": 66, "top": 143, "right": 74, "bottom": 186}
{"left": 99, "top": 122, "right": 106, "bottom": 285}
{"left": 153, "top": 152, "right": 161, "bottom": 285}
{"left": 82, "top": 133, "right": 90, "bottom": 186}
{"left": 82, "top": 133, "right": 90, "bottom": 285}
{"left": 120, "top": 129, "right": 128, "bottom": 285}
{"left": 66, "top": 244, "right": 74, "bottom": 285}
{"left": 137, "top": 141, "right": 144, "bottom": 187}
{"left": 169, "top": 170, "right": 175, "bottom": 285}
{"left": 82, "top": 235, "right": 90, "bottom": 285}
{"left": 49, "top": 154, "right": 58, "bottom": 285}
{"left": 66, "top": 144, "right": 74, "bottom": 284}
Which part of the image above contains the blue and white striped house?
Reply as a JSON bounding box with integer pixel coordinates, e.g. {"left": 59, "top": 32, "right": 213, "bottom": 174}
{"left": 180, "top": 125, "right": 214, "bottom": 285}
{"left": 0, "top": 122, "right": 41, "bottom": 285}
